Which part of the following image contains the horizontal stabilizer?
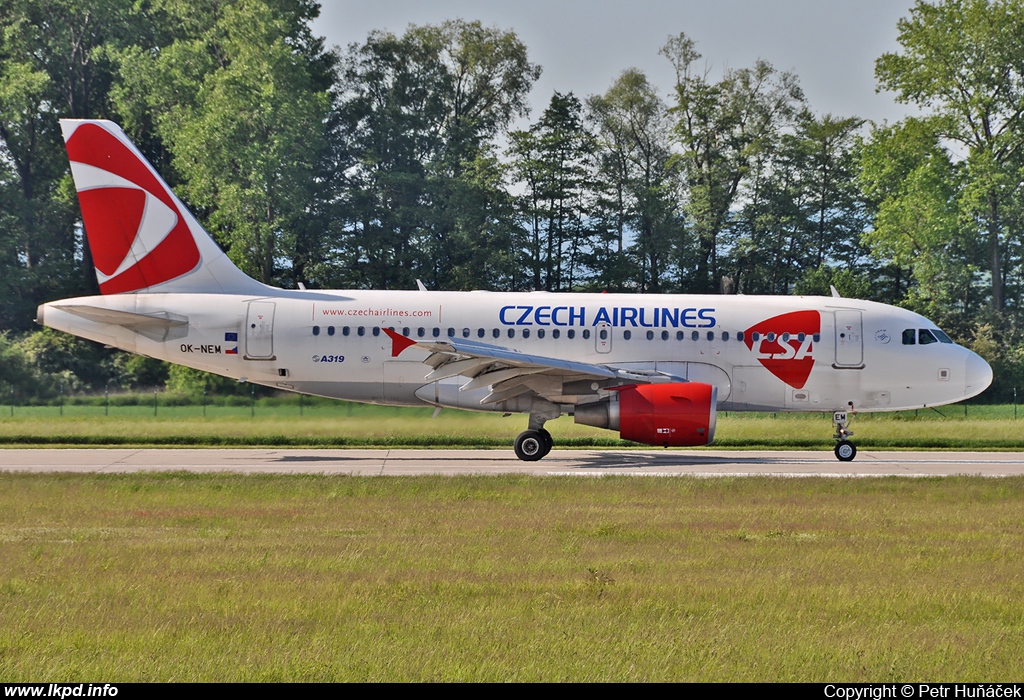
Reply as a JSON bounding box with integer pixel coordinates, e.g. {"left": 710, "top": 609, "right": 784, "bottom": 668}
{"left": 53, "top": 305, "right": 189, "bottom": 342}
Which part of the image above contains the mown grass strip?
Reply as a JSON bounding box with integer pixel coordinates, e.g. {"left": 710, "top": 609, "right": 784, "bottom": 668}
{"left": 1, "top": 473, "right": 1022, "bottom": 681}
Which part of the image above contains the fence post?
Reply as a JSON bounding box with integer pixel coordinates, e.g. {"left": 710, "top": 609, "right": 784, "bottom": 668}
{"left": 153, "top": 389, "right": 157, "bottom": 417}
{"left": 105, "top": 382, "right": 109, "bottom": 417}
{"left": 9, "top": 384, "right": 13, "bottom": 417}
{"left": 59, "top": 384, "right": 63, "bottom": 417}
{"left": 250, "top": 384, "right": 255, "bottom": 418}
{"left": 202, "top": 384, "right": 207, "bottom": 418}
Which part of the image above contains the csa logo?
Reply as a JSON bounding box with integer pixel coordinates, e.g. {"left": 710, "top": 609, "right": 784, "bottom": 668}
{"left": 743, "top": 310, "right": 820, "bottom": 389}
{"left": 65, "top": 123, "right": 201, "bottom": 294}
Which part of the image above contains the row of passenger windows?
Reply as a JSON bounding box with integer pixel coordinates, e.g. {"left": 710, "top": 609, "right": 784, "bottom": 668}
{"left": 902, "top": 328, "right": 953, "bottom": 345}
{"left": 311, "top": 325, "right": 821, "bottom": 343}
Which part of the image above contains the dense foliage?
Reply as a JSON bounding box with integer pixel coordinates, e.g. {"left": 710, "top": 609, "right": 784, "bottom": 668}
{"left": 1, "top": 0, "right": 1022, "bottom": 400}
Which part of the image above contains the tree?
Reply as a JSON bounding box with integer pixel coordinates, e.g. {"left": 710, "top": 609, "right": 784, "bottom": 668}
{"left": 727, "top": 111, "right": 868, "bottom": 294}
{"left": 509, "top": 92, "right": 595, "bottom": 291}
{"left": 0, "top": 0, "right": 149, "bottom": 329}
{"left": 661, "top": 32, "right": 804, "bottom": 293}
{"left": 587, "top": 69, "right": 683, "bottom": 292}
{"left": 111, "top": 0, "right": 335, "bottom": 286}
{"left": 330, "top": 20, "right": 540, "bottom": 291}
{"left": 876, "top": 0, "right": 1024, "bottom": 311}
{"left": 860, "top": 117, "right": 977, "bottom": 316}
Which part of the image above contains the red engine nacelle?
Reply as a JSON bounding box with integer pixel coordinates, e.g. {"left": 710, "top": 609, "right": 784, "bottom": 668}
{"left": 613, "top": 382, "right": 718, "bottom": 447}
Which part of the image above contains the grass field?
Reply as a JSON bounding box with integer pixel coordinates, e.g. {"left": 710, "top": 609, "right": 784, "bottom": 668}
{"left": 1, "top": 473, "right": 1022, "bottom": 681}
{"left": 2, "top": 399, "right": 1024, "bottom": 449}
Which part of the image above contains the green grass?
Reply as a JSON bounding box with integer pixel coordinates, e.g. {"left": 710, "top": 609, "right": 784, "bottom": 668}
{"left": 2, "top": 400, "right": 1024, "bottom": 449}
{"left": 1, "top": 473, "right": 1022, "bottom": 681}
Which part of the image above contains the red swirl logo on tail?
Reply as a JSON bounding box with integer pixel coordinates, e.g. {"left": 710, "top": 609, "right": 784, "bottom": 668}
{"left": 744, "top": 310, "right": 820, "bottom": 389}
{"left": 65, "top": 123, "right": 200, "bottom": 294}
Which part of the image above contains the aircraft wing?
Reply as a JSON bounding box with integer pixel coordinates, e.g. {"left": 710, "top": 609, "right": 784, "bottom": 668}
{"left": 383, "top": 328, "right": 682, "bottom": 405}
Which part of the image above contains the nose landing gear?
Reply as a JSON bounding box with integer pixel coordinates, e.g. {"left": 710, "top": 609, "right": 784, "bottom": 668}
{"left": 833, "top": 409, "right": 857, "bottom": 461}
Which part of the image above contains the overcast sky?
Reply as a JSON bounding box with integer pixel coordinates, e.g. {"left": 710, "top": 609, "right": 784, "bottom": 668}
{"left": 311, "top": 0, "right": 920, "bottom": 128}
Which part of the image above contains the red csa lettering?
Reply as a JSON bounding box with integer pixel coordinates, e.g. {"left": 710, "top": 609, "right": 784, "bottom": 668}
{"left": 754, "top": 335, "right": 814, "bottom": 360}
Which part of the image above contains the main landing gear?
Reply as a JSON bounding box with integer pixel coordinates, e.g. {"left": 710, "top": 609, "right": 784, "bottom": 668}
{"left": 832, "top": 409, "right": 857, "bottom": 462}
{"left": 514, "top": 400, "right": 559, "bottom": 462}
{"left": 514, "top": 428, "right": 553, "bottom": 461}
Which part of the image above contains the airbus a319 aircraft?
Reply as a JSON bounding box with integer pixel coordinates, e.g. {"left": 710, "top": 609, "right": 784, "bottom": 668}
{"left": 38, "top": 120, "right": 993, "bottom": 461}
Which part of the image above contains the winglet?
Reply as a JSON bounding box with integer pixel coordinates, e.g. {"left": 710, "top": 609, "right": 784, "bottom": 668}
{"left": 383, "top": 328, "right": 418, "bottom": 357}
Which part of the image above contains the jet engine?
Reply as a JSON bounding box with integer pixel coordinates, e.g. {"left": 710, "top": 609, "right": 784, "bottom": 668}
{"left": 574, "top": 382, "right": 718, "bottom": 447}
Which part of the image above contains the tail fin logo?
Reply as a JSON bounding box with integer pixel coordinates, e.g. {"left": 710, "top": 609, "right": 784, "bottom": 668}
{"left": 743, "top": 310, "right": 820, "bottom": 389}
{"left": 65, "top": 123, "right": 200, "bottom": 294}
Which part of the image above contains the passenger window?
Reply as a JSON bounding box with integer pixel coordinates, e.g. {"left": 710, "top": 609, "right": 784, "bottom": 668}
{"left": 737, "top": 331, "right": 744, "bottom": 342}
{"left": 691, "top": 331, "right": 699, "bottom": 341}
{"left": 552, "top": 329, "right": 560, "bottom": 339}
{"left": 676, "top": 331, "right": 685, "bottom": 341}
{"left": 477, "top": 328, "right": 485, "bottom": 338}
{"left": 462, "top": 328, "right": 470, "bottom": 338}
{"left": 417, "top": 327, "right": 425, "bottom": 338}
{"left": 813, "top": 334, "right": 820, "bottom": 343}
{"left": 599, "top": 329, "right": 608, "bottom": 340}
{"left": 508, "top": 328, "right": 515, "bottom": 338}
{"left": 646, "top": 330, "right": 654, "bottom": 340}
{"left": 797, "top": 332, "right": 805, "bottom": 342}
{"left": 751, "top": 332, "right": 760, "bottom": 342}
{"left": 523, "top": 328, "right": 531, "bottom": 338}
{"left": 919, "top": 329, "right": 938, "bottom": 345}
{"left": 447, "top": 328, "right": 455, "bottom": 337}
{"left": 583, "top": 329, "right": 591, "bottom": 340}
{"left": 492, "top": 329, "right": 500, "bottom": 339}
{"left": 568, "top": 330, "right": 575, "bottom": 339}
{"left": 327, "top": 326, "right": 335, "bottom": 336}
{"left": 902, "top": 329, "right": 916, "bottom": 345}
{"left": 662, "top": 330, "right": 669, "bottom": 341}
{"left": 372, "top": 327, "right": 380, "bottom": 337}
{"left": 312, "top": 326, "right": 320, "bottom": 336}
{"left": 357, "top": 327, "right": 365, "bottom": 336}
{"left": 537, "top": 329, "right": 545, "bottom": 339}
{"left": 722, "top": 331, "right": 730, "bottom": 341}
{"left": 623, "top": 330, "right": 632, "bottom": 340}
{"left": 402, "top": 327, "right": 410, "bottom": 337}
{"left": 432, "top": 327, "right": 440, "bottom": 338}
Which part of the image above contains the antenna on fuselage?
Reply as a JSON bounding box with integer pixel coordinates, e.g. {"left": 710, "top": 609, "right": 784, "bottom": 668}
{"left": 830, "top": 285, "right": 841, "bottom": 298}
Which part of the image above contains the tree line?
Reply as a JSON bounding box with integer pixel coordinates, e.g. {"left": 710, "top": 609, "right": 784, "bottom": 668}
{"left": 2, "top": 0, "right": 1024, "bottom": 399}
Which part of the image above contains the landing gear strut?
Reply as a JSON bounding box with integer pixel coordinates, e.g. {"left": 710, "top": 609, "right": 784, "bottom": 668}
{"left": 832, "top": 409, "right": 857, "bottom": 462}
{"left": 514, "top": 400, "right": 559, "bottom": 462}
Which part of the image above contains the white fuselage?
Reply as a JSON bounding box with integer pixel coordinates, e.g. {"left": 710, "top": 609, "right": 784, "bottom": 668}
{"left": 39, "top": 289, "right": 993, "bottom": 415}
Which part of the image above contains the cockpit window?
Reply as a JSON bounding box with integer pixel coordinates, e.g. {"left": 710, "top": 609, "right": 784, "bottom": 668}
{"left": 933, "top": 329, "right": 953, "bottom": 344}
{"left": 919, "top": 329, "right": 938, "bottom": 345}
{"left": 902, "top": 329, "right": 916, "bottom": 345}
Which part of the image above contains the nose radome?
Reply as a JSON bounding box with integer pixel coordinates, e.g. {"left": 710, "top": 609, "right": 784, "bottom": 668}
{"left": 965, "top": 351, "right": 994, "bottom": 399}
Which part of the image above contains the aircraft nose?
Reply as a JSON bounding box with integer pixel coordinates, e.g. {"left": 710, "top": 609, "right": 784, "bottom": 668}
{"left": 965, "top": 351, "right": 993, "bottom": 399}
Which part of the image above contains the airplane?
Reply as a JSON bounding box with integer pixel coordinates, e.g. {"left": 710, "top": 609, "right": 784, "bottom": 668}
{"left": 36, "top": 119, "right": 994, "bottom": 462}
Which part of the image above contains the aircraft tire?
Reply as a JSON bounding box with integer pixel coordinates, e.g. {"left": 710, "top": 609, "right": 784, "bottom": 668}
{"left": 538, "top": 429, "right": 554, "bottom": 457}
{"left": 515, "top": 430, "right": 547, "bottom": 461}
{"left": 834, "top": 440, "right": 857, "bottom": 462}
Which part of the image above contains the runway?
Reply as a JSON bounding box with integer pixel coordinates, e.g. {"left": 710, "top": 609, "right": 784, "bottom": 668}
{"left": 3, "top": 448, "right": 1024, "bottom": 476}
